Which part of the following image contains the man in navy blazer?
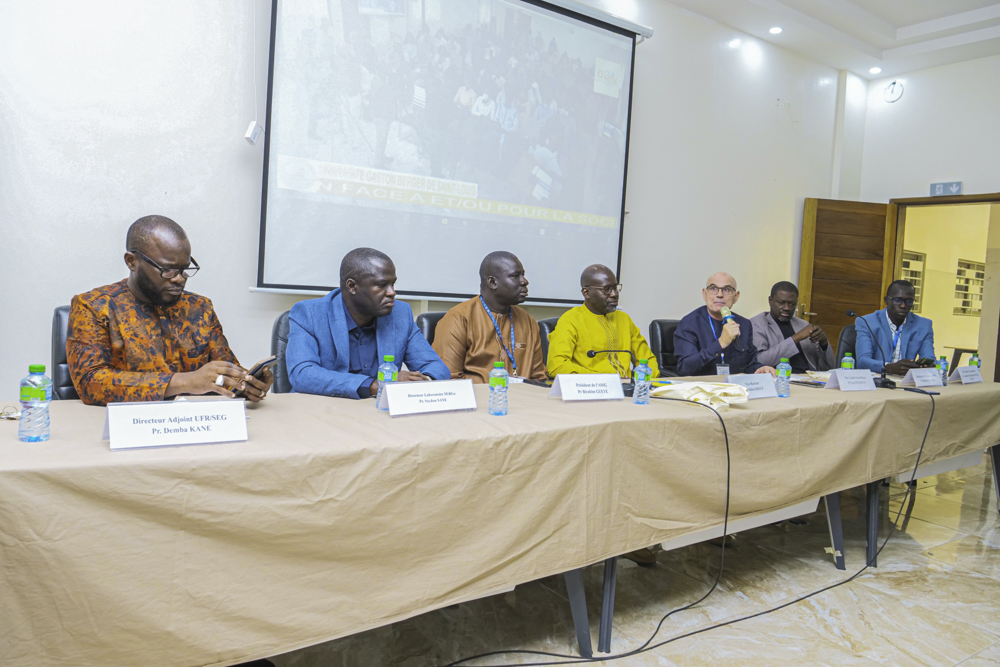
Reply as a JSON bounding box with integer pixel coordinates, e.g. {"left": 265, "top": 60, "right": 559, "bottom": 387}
{"left": 286, "top": 248, "right": 450, "bottom": 398}
{"left": 855, "top": 280, "right": 936, "bottom": 375}
{"left": 674, "top": 272, "right": 775, "bottom": 377}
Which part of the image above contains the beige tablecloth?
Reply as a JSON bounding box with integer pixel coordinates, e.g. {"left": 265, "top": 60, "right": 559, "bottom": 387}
{"left": 2, "top": 382, "right": 998, "bottom": 666}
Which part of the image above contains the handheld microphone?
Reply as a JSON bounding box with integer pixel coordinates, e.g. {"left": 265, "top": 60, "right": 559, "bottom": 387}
{"left": 845, "top": 310, "right": 895, "bottom": 389}
{"left": 587, "top": 349, "right": 637, "bottom": 396}
{"left": 720, "top": 306, "right": 739, "bottom": 344}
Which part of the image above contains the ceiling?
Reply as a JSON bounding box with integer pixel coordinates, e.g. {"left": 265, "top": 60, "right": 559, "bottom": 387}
{"left": 665, "top": 0, "right": 1000, "bottom": 79}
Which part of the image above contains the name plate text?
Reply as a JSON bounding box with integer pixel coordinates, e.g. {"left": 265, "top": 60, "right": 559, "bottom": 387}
{"left": 104, "top": 399, "right": 248, "bottom": 450}
{"left": 825, "top": 369, "right": 877, "bottom": 392}
{"left": 949, "top": 366, "right": 984, "bottom": 385}
{"left": 901, "top": 368, "right": 944, "bottom": 387}
{"left": 379, "top": 379, "right": 478, "bottom": 416}
{"left": 549, "top": 374, "right": 625, "bottom": 401}
{"left": 727, "top": 374, "right": 779, "bottom": 399}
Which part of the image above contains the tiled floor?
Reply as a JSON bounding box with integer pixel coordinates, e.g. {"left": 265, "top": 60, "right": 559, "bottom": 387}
{"left": 274, "top": 454, "right": 1000, "bottom": 666}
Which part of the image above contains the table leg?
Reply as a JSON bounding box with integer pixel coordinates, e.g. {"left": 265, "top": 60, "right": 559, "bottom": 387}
{"left": 823, "top": 493, "right": 846, "bottom": 570}
{"left": 866, "top": 481, "right": 881, "bottom": 567}
{"left": 598, "top": 557, "right": 617, "bottom": 653}
{"left": 563, "top": 568, "right": 593, "bottom": 658}
{"left": 991, "top": 444, "right": 1000, "bottom": 516}
{"left": 949, "top": 350, "right": 962, "bottom": 374}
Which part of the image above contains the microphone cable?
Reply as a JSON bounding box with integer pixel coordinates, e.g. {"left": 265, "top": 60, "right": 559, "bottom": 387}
{"left": 439, "top": 389, "right": 937, "bottom": 667}
{"left": 441, "top": 395, "right": 732, "bottom": 667}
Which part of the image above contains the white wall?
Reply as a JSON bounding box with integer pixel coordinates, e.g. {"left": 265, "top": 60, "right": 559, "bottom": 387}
{"left": 0, "top": 0, "right": 841, "bottom": 395}
{"left": 860, "top": 55, "right": 1000, "bottom": 202}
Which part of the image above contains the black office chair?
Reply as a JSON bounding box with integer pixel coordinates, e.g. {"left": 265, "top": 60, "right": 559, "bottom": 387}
{"left": 270, "top": 310, "right": 292, "bottom": 394}
{"left": 51, "top": 305, "right": 79, "bottom": 400}
{"left": 648, "top": 319, "right": 681, "bottom": 377}
{"left": 415, "top": 312, "right": 448, "bottom": 345}
{"left": 836, "top": 325, "right": 857, "bottom": 366}
{"left": 537, "top": 317, "right": 560, "bottom": 363}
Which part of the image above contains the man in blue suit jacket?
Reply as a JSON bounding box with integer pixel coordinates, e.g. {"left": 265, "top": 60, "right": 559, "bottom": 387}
{"left": 286, "top": 248, "right": 450, "bottom": 399}
{"left": 674, "top": 272, "right": 775, "bottom": 377}
{"left": 855, "top": 280, "right": 936, "bottom": 375}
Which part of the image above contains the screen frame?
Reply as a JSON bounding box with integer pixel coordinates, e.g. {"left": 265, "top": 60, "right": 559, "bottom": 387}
{"left": 256, "top": 0, "right": 638, "bottom": 305}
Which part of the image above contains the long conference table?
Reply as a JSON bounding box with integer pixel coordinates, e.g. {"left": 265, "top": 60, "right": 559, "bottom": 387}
{"left": 2, "top": 379, "right": 1000, "bottom": 666}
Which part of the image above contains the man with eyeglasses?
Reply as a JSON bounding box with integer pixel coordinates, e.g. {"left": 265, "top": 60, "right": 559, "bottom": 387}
{"left": 855, "top": 279, "right": 936, "bottom": 374}
{"left": 750, "top": 281, "right": 834, "bottom": 372}
{"left": 547, "top": 264, "right": 659, "bottom": 567}
{"left": 67, "top": 215, "right": 273, "bottom": 406}
{"left": 547, "top": 265, "right": 658, "bottom": 381}
{"left": 432, "top": 251, "right": 548, "bottom": 383}
{"left": 674, "top": 272, "right": 774, "bottom": 377}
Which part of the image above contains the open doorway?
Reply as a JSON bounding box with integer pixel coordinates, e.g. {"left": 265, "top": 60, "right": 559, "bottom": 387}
{"left": 891, "top": 197, "right": 1000, "bottom": 381}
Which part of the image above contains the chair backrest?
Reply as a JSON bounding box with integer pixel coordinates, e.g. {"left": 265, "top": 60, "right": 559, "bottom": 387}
{"left": 270, "top": 310, "right": 292, "bottom": 394}
{"left": 52, "top": 305, "right": 80, "bottom": 400}
{"left": 415, "top": 312, "right": 448, "bottom": 345}
{"left": 836, "top": 324, "right": 857, "bottom": 366}
{"left": 648, "top": 319, "right": 681, "bottom": 377}
{"left": 537, "top": 317, "right": 560, "bottom": 363}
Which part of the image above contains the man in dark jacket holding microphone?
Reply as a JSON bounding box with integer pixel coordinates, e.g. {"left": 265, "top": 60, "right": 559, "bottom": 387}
{"left": 674, "top": 272, "right": 775, "bottom": 377}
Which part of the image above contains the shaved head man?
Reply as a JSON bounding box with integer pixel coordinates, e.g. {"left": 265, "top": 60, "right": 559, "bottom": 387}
{"left": 67, "top": 215, "right": 273, "bottom": 406}
{"left": 749, "top": 281, "right": 834, "bottom": 372}
{"left": 285, "top": 247, "right": 450, "bottom": 399}
{"left": 673, "top": 272, "right": 774, "bottom": 377}
{"left": 432, "top": 251, "right": 548, "bottom": 383}
{"left": 547, "top": 264, "right": 658, "bottom": 379}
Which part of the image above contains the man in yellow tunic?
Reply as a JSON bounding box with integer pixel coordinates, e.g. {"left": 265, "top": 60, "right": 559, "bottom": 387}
{"left": 545, "top": 264, "right": 660, "bottom": 567}
{"left": 547, "top": 264, "right": 659, "bottom": 379}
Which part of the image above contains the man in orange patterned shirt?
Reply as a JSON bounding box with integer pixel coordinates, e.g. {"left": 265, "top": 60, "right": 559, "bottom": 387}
{"left": 67, "top": 215, "right": 273, "bottom": 406}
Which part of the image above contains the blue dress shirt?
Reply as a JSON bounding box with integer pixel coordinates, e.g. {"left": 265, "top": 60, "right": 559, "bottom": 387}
{"left": 344, "top": 301, "right": 378, "bottom": 398}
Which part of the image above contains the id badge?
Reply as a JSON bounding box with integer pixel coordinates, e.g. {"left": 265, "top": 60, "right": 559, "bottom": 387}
{"left": 716, "top": 364, "right": 730, "bottom": 376}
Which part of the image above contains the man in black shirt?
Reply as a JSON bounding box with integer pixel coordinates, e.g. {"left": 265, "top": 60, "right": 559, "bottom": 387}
{"left": 750, "top": 281, "right": 835, "bottom": 372}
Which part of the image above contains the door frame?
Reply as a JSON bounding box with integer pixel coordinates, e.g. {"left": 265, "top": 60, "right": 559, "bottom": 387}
{"left": 887, "top": 192, "right": 1000, "bottom": 380}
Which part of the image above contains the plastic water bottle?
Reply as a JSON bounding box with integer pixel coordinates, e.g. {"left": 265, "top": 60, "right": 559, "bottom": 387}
{"left": 776, "top": 358, "right": 792, "bottom": 398}
{"left": 375, "top": 355, "right": 398, "bottom": 411}
{"left": 633, "top": 358, "right": 652, "bottom": 405}
{"left": 937, "top": 356, "right": 949, "bottom": 384}
{"left": 19, "top": 364, "right": 52, "bottom": 442}
{"left": 841, "top": 353, "right": 855, "bottom": 370}
{"left": 970, "top": 354, "right": 981, "bottom": 369}
{"left": 488, "top": 361, "right": 509, "bottom": 416}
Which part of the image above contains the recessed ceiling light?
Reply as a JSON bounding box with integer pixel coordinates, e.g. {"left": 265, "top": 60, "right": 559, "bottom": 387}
{"left": 728, "top": 38, "right": 742, "bottom": 48}
{"left": 870, "top": 67, "right": 882, "bottom": 74}
{"left": 769, "top": 27, "right": 782, "bottom": 34}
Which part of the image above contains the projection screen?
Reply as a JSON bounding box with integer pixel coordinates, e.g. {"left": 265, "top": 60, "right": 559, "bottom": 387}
{"left": 258, "top": 0, "right": 640, "bottom": 303}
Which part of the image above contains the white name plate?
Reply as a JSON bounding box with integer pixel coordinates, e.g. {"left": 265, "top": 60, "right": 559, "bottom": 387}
{"left": 901, "top": 367, "right": 944, "bottom": 387}
{"left": 727, "top": 374, "right": 779, "bottom": 399}
{"left": 104, "top": 399, "right": 248, "bottom": 450}
{"left": 549, "top": 374, "right": 625, "bottom": 401}
{"left": 825, "top": 369, "right": 877, "bottom": 392}
{"left": 949, "top": 366, "right": 984, "bottom": 385}
{"left": 379, "top": 379, "right": 478, "bottom": 416}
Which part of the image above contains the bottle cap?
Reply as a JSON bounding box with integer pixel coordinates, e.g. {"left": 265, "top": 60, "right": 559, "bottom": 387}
{"left": 845, "top": 353, "right": 852, "bottom": 356}
{"left": 29, "top": 364, "right": 46, "bottom": 373}
{"left": 638, "top": 359, "right": 647, "bottom": 364}
{"left": 780, "top": 358, "right": 789, "bottom": 363}
{"left": 384, "top": 355, "right": 395, "bottom": 362}
{"left": 494, "top": 361, "right": 504, "bottom": 368}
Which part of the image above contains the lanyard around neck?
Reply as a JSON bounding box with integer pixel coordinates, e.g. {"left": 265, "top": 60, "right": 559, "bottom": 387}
{"left": 479, "top": 295, "right": 518, "bottom": 376}
{"left": 707, "top": 310, "right": 725, "bottom": 363}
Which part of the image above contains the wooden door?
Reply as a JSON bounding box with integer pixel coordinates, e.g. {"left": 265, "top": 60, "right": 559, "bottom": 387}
{"left": 798, "top": 199, "right": 898, "bottom": 354}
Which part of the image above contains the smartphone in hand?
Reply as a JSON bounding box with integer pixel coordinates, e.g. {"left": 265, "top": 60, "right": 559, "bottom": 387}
{"left": 235, "top": 356, "right": 279, "bottom": 396}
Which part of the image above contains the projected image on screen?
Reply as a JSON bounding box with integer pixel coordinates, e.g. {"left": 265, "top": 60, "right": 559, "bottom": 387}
{"left": 261, "top": 0, "right": 635, "bottom": 302}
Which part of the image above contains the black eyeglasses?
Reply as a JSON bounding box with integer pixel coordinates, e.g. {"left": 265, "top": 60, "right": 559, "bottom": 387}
{"left": 584, "top": 284, "right": 623, "bottom": 295}
{"left": 706, "top": 285, "right": 736, "bottom": 295}
{"left": 129, "top": 249, "right": 200, "bottom": 279}
{"left": 889, "top": 297, "right": 914, "bottom": 307}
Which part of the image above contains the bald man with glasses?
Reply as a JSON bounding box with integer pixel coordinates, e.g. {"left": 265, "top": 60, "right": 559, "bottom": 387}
{"left": 674, "top": 272, "right": 774, "bottom": 377}
{"left": 67, "top": 215, "right": 273, "bottom": 406}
